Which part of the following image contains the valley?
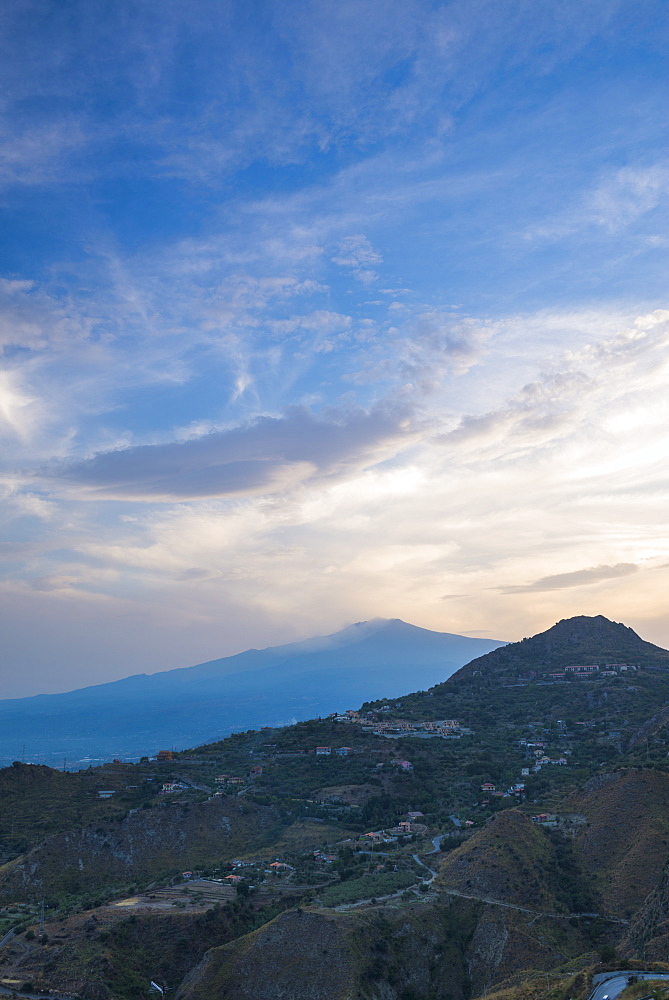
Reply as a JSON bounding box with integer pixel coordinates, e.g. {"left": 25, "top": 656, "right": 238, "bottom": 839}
{"left": 1, "top": 615, "right": 669, "bottom": 1000}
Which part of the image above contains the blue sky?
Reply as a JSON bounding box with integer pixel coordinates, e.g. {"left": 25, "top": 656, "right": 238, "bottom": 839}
{"left": 2, "top": 0, "right": 669, "bottom": 695}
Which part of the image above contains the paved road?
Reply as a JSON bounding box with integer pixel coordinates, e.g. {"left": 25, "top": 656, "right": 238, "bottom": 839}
{"left": 0, "top": 928, "right": 16, "bottom": 948}
{"left": 412, "top": 853, "right": 437, "bottom": 883}
{"left": 335, "top": 842, "right": 630, "bottom": 926}
{"left": 334, "top": 853, "right": 438, "bottom": 911}
{"left": 590, "top": 972, "right": 669, "bottom": 1000}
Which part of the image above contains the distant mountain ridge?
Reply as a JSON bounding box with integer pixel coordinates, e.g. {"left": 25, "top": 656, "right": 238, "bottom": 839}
{"left": 0, "top": 619, "right": 505, "bottom": 766}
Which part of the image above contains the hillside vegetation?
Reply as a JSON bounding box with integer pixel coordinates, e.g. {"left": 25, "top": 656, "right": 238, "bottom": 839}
{"left": 179, "top": 902, "right": 480, "bottom": 1000}
{"left": 567, "top": 769, "right": 669, "bottom": 917}
{"left": 3, "top": 615, "right": 669, "bottom": 1000}
{"left": 436, "top": 809, "right": 596, "bottom": 913}
{"left": 0, "top": 796, "right": 282, "bottom": 906}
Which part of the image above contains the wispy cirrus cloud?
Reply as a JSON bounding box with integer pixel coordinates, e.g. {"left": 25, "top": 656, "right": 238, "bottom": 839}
{"left": 442, "top": 309, "right": 669, "bottom": 460}
{"left": 527, "top": 164, "right": 669, "bottom": 241}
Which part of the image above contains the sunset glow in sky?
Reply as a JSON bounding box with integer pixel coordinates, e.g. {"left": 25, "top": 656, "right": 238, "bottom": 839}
{"left": 2, "top": 0, "right": 669, "bottom": 695}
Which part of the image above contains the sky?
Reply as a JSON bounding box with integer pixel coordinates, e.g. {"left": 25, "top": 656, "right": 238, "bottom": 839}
{"left": 2, "top": 0, "right": 669, "bottom": 697}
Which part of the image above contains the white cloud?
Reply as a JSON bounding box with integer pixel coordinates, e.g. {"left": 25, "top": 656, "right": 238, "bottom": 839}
{"left": 588, "top": 166, "right": 669, "bottom": 231}
{"left": 1, "top": 307, "right": 664, "bottom": 682}
{"left": 331, "top": 235, "right": 383, "bottom": 284}
{"left": 529, "top": 164, "right": 669, "bottom": 241}
{"left": 0, "top": 369, "right": 41, "bottom": 442}
{"left": 3, "top": 0, "right": 669, "bottom": 692}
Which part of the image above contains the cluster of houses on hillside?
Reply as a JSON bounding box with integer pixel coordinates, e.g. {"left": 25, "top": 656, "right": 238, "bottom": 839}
{"left": 161, "top": 780, "right": 188, "bottom": 793}
{"left": 512, "top": 663, "right": 642, "bottom": 684}
{"left": 546, "top": 663, "right": 639, "bottom": 681}
{"left": 187, "top": 859, "right": 296, "bottom": 885}
{"left": 330, "top": 710, "right": 470, "bottom": 739}
{"left": 479, "top": 743, "right": 571, "bottom": 805}
{"left": 314, "top": 849, "right": 338, "bottom": 863}
{"left": 213, "top": 764, "right": 265, "bottom": 787}
{"left": 531, "top": 754, "right": 568, "bottom": 769}
{"left": 480, "top": 780, "right": 526, "bottom": 801}
{"left": 362, "top": 810, "right": 427, "bottom": 843}
{"left": 516, "top": 739, "right": 570, "bottom": 770}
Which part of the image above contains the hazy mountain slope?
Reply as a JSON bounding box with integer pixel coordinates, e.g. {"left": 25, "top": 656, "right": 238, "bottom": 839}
{"left": 0, "top": 619, "right": 505, "bottom": 765}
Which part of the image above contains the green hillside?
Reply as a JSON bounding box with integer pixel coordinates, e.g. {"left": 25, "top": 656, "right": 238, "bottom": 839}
{"left": 2, "top": 615, "right": 669, "bottom": 1000}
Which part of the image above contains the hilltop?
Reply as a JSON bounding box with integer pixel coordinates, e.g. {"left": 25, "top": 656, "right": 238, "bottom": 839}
{"left": 451, "top": 615, "right": 669, "bottom": 681}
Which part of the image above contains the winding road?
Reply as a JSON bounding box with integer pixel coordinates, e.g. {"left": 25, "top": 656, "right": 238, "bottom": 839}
{"left": 590, "top": 972, "right": 669, "bottom": 1000}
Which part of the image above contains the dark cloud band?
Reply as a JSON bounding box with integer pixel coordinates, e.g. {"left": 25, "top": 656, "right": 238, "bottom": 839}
{"left": 500, "top": 562, "right": 638, "bottom": 594}
{"left": 53, "top": 404, "right": 412, "bottom": 500}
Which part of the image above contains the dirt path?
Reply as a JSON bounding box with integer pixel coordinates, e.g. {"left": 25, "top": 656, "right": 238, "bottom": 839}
{"left": 437, "top": 885, "right": 628, "bottom": 924}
